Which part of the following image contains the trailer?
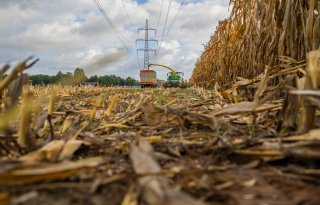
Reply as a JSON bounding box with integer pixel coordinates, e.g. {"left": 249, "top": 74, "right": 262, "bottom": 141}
{"left": 140, "top": 70, "right": 157, "bottom": 88}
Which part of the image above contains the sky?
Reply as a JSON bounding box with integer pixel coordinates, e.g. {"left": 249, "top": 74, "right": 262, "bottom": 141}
{"left": 0, "top": 0, "right": 230, "bottom": 80}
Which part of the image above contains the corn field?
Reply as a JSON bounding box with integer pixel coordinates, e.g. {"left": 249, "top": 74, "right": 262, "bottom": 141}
{"left": 191, "top": 0, "right": 320, "bottom": 87}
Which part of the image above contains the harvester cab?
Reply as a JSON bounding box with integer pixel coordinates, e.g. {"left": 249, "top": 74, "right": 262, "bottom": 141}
{"left": 167, "top": 71, "right": 183, "bottom": 76}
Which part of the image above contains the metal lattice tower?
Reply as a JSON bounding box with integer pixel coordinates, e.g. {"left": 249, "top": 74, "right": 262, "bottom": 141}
{"left": 137, "top": 19, "right": 158, "bottom": 70}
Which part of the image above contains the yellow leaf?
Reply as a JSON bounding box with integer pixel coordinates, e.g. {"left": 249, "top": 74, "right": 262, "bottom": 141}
{"left": 145, "top": 136, "right": 162, "bottom": 144}
{"left": 165, "top": 99, "right": 177, "bottom": 106}
{"left": 60, "top": 117, "right": 73, "bottom": 134}
{"left": 89, "top": 108, "right": 97, "bottom": 120}
{"left": 121, "top": 186, "right": 137, "bottom": 205}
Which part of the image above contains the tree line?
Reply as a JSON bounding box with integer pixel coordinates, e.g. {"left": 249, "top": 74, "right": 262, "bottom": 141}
{"left": 28, "top": 68, "right": 140, "bottom": 86}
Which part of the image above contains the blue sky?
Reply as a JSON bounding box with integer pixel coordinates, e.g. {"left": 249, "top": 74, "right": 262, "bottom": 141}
{"left": 0, "top": 0, "right": 230, "bottom": 80}
{"left": 137, "top": 0, "right": 147, "bottom": 4}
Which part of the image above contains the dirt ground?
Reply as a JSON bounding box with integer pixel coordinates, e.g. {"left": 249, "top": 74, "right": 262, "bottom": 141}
{"left": 1, "top": 87, "right": 320, "bottom": 205}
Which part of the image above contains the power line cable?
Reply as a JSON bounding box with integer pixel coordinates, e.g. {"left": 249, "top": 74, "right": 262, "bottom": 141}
{"left": 121, "top": 0, "right": 135, "bottom": 29}
{"left": 119, "top": 0, "right": 140, "bottom": 67}
{"left": 136, "top": 51, "right": 141, "bottom": 69}
{"left": 92, "top": 0, "right": 129, "bottom": 48}
{"left": 156, "top": 0, "right": 164, "bottom": 34}
{"left": 158, "top": 0, "right": 173, "bottom": 53}
{"left": 165, "top": 0, "right": 185, "bottom": 39}
{"left": 95, "top": 0, "right": 128, "bottom": 43}
{"left": 94, "top": 0, "right": 127, "bottom": 41}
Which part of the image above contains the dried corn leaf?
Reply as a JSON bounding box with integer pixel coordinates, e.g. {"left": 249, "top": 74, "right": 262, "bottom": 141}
{"left": 19, "top": 140, "right": 65, "bottom": 162}
{"left": 0, "top": 157, "right": 103, "bottom": 185}
{"left": 58, "top": 140, "right": 83, "bottom": 161}
{"left": 283, "top": 129, "right": 320, "bottom": 141}
{"left": 212, "top": 101, "right": 280, "bottom": 116}
{"left": 141, "top": 102, "right": 178, "bottom": 126}
{"left": 130, "top": 139, "right": 205, "bottom": 205}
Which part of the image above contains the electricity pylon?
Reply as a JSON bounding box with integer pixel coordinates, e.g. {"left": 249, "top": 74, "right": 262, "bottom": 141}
{"left": 137, "top": 19, "right": 158, "bottom": 70}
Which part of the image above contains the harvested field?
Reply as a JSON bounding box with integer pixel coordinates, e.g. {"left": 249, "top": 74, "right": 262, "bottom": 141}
{"left": 1, "top": 58, "right": 320, "bottom": 205}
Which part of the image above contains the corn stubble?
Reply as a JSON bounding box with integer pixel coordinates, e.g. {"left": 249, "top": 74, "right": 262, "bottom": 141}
{"left": 0, "top": 60, "right": 320, "bottom": 204}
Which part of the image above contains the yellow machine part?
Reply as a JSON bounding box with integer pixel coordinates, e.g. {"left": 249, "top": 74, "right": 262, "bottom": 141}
{"left": 148, "top": 64, "right": 177, "bottom": 75}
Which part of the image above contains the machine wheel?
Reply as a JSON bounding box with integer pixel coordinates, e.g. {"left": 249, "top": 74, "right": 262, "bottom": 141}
{"left": 162, "top": 81, "right": 168, "bottom": 88}
{"left": 181, "top": 82, "right": 185, "bottom": 89}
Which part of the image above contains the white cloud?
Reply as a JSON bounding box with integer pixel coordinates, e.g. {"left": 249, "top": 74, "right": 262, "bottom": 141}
{"left": 0, "top": 0, "right": 230, "bottom": 80}
{"left": 7, "top": 22, "right": 82, "bottom": 51}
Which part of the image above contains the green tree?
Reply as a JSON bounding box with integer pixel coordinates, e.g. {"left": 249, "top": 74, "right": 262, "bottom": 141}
{"left": 55, "top": 71, "right": 64, "bottom": 82}
{"left": 28, "top": 70, "right": 138, "bottom": 87}
{"left": 29, "top": 75, "right": 56, "bottom": 85}
{"left": 57, "top": 71, "right": 73, "bottom": 85}
{"left": 74, "top": 68, "right": 87, "bottom": 84}
{"left": 125, "top": 77, "right": 136, "bottom": 86}
{"left": 88, "top": 75, "right": 98, "bottom": 82}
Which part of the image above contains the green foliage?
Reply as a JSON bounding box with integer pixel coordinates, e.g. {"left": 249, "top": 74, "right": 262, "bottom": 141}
{"left": 125, "top": 77, "right": 136, "bottom": 86}
{"left": 73, "top": 68, "right": 88, "bottom": 84}
{"left": 96, "top": 75, "right": 139, "bottom": 87}
{"left": 29, "top": 68, "right": 139, "bottom": 87}
{"left": 29, "top": 74, "right": 57, "bottom": 85}
{"left": 88, "top": 75, "right": 98, "bottom": 82}
{"left": 58, "top": 72, "right": 74, "bottom": 85}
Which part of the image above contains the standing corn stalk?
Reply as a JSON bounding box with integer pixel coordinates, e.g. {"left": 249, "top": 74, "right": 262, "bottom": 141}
{"left": 17, "top": 87, "right": 33, "bottom": 148}
{"left": 299, "top": 50, "right": 320, "bottom": 132}
{"left": 0, "top": 58, "right": 38, "bottom": 149}
{"left": 191, "top": 0, "right": 320, "bottom": 87}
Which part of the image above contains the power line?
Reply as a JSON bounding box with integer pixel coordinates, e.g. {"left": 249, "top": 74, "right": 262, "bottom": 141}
{"left": 155, "top": 0, "right": 165, "bottom": 63}
{"left": 158, "top": 0, "right": 173, "bottom": 53}
{"left": 165, "top": 0, "right": 185, "bottom": 39}
{"left": 92, "top": 0, "right": 129, "bottom": 48}
{"left": 119, "top": 0, "right": 139, "bottom": 67}
{"left": 94, "top": 0, "right": 128, "bottom": 42}
{"left": 156, "top": 0, "right": 164, "bottom": 34}
{"left": 121, "top": 0, "right": 135, "bottom": 29}
{"left": 136, "top": 50, "right": 141, "bottom": 69}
